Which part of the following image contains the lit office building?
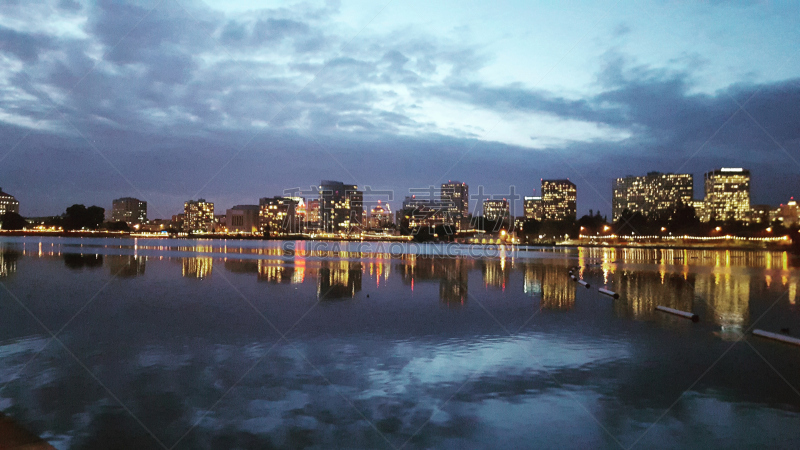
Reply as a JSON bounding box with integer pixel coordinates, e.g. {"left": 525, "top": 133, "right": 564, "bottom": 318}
{"left": 183, "top": 199, "right": 214, "bottom": 232}
{"left": 703, "top": 168, "right": 750, "bottom": 222}
{"left": 305, "top": 199, "right": 320, "bottom": 231}
{"left": 483, "top": 199, "right": 510, "bottom": 222}
{"left": 398, "top": 195, "right": 444, "bottom": 229}
{"left": 777, "top": 199, "right": 800, "bottom": 226}
{"left": 691, "top": 200, "right": 706, "bottom": 221}
{"left": 0, "top": 188, "right": 19, "bottom": 215}
{"left": 226, "top": 205, "right": 260, "bottom": 233}
{"left": 541, "top": 179, "right": 576, "bottom": 221}
{"left": 749, "top": 204, "right": 774, "bottom": 225}
{"left": 612, "top": 172, "right": 693, "bottom": 221}
{"left": 368, "top": 200, "right": 393, "bottom": 230}
{"left": 111, "top": 197, "right": 147, "bottom": 225}
{"left": 441, "top": 181, "right": 469, "bottom": 229}
{"left": 523, "top": 196, "right": 543, "bottom": 220}
{"left": 319, "top": 180, "right": 363, "bottom": 233}
{"left": 259, "top": 197, "right": 303, "bottom": 234}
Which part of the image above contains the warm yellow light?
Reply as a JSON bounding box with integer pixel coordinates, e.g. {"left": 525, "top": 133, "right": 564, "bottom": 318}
{"left": 715, "top": 226, "right": 721, "bottom": 231}
{"left": 766, "top": 227, "right": 772, "bottom": 232}
{"left": 500, "top": 230, "right": 507, "bottom": 236}
{"left": 660, "top": 227, "right": 666, "bottom": 231}
{"left": 603, "top": 225, "right": 610, "bottom": 231}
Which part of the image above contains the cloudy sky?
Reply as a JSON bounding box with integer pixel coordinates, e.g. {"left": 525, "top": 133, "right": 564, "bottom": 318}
{"left": 1, "top": 0, "right": 799, "bottom": 218}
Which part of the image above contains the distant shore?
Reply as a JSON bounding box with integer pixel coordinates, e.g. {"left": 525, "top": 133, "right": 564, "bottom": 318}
{"left": 0, "top": 230, "right": 795, "bottom": 253}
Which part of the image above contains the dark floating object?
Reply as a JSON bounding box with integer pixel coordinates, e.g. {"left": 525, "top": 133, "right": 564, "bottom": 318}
{"left": 655, "top": 306, "right": 699, "bottom": 322}
{"left": 753, "top": 329, "right": 800, "bottom": 346}
{"left": 578, "top": 280, "right": 590, "bottom": 288}
{"left": 366, "top": 294, "right": 370, "bottom": 298}
{"left": 598, "top": 288, "right": 619, "bottom": 299}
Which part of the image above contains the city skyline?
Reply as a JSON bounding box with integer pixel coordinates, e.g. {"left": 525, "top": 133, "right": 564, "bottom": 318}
{"left": 0, "top": 1, "right": 798, "bottom": 218}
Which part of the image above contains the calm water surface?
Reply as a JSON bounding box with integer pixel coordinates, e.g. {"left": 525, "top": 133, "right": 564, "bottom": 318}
{"left": 0, "top": 237, "right": 799, "bottom": 449}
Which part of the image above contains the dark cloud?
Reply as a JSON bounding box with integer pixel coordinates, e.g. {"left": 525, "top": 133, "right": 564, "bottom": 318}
{"left": 0, "top": 26, "right": 52, "bottom": 61}
{"left": 0, "top": 0, "right": 797, "bottom": 219}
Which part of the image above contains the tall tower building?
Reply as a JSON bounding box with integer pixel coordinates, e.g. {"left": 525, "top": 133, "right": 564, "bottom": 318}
{"left": 612, "top": 172, "right": 693, "bottom": 221}
{"left": 184, "top": 199, "right": 214, "bottom": 232}
{"left": 318, "top": 180, "right": 363, "bottom": 233}
{"left": 541, "top": 179, "right": 576, "bottom": 221}
{"left": 704, "top": 168, "right": 750, "bottom": 222}
{"left": 111, "top": 197, "right": 147, "bottom": 225}
{"left": 440, "top": 181, "right": 469, "bottom": 229}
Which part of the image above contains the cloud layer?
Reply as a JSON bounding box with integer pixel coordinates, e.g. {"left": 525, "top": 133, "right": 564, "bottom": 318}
{"left": 0, "top": 0, "right": 798, "bottom": 217}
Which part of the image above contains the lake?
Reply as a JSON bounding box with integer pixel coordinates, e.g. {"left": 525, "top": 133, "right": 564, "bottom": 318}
{"left": 0, "top": 237, "right": 799, "bottom": 449}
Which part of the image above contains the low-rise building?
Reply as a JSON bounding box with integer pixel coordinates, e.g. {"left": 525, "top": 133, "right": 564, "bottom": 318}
{"left": 226, "top": 205, "right": 260, "bottom": 233}
{"left": 0, "top": 188, "right": 19, "bottom": 215}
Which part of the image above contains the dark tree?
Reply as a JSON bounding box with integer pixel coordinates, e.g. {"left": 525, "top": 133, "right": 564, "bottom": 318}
{"left": 63, "top": 204, "right": 105, "bottom": 230}
{"left": 0, "top": 212, "right": 26, "bottom": 230}
{"left": 104, "top": 221, "right": 130, "bottom": 232}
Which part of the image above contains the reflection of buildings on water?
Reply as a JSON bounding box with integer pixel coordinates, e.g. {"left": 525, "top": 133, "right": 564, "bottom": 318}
{"left": 107, "top": 255, "right": 146, "bottom": 278}
{"left": 438, "top": 258, "right": 469, "bottom": 306}
{"left": 399, "top": 256, "right": 472, "bottom": 305}
{"left": 182, "top": 257, "right": 213, "bottom": 279}
{"left": 695, "top": 272, "right": 750, "bottom": 338}
{"left": 522, "top": 263, "right": 575, "bottom": 310}
{"left": 0, "top": 252, "right": 19, "bottom": 277}
{"left": 258, "top": 260, "right": 301, "bottom": 284}
{"left": 610, "top": 270, "right": 695, "bottom": 320}
{"left": 63, "top": 253, "right": 104, "bottom": 270}
{"left": 318, "top": 261, "right": 362, "bottom": 300}
{"left": 224, "top": 259, "right": 259, "bottom": 274}
{"left": 482, "top": 259, "right": 509, "bottom": 290}
{"left": 366, "top": 260, "right": 391, "bottom": 288}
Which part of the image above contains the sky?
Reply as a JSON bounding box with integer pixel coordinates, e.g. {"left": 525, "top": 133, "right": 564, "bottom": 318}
{"left": 1, "top": 0, "right": 799, "bottom": 219}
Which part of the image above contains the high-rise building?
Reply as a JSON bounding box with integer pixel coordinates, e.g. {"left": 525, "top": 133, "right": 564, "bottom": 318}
{"left": 0, "top": 188, "right": 19, "bottom": 215}
{"left": 259, "top": 197, "right": 303, "bottom": 234}
{"left": 318, "top": 180, "right": 363, "bottom": 233}
{"left": 704, "top": 168, "right": 750, "bottom": 222}
{"left": 541, "top": 179, "right": 576, "bottom": 221}
{"left": 483, "top": 199, "right": 510, "bottom": 222}
{"left": 184, "top": 199, "right": 214, "bottom": 232}
{"left": 523, "top": 196, "right": 543, "bottom": 220}
{"left": 111, "top": 197, "right": 147, "bottom": 225}
{"left": 226, "top": 205, "right": 260, "bottom": 233}
{"left": 612, "top": 172, "right": 693, "bottom": 221}
{"left": 440, "top": 181, "right": 469, "bottom": 229}
{"left": 368, "top": 200, "right": 393, "bottom": 230}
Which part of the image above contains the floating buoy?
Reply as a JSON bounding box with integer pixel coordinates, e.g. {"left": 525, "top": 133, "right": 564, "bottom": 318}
{"left": 655, "top": 306, "right": 698, "bottom": 322}
{"left": 578, "top": 280, "right": 590, "bottom": 288}
{"left": 598, "top": 288, "right": 619, "bottom": 299}
{"left": 753, "top": 329, "right": 800, "bottom": 347}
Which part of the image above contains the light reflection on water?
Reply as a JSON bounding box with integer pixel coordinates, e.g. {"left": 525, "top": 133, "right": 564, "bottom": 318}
{"left": 0, "top": 237, "right": 799, "bottom": 448}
